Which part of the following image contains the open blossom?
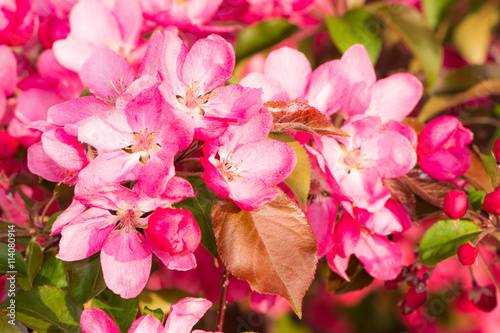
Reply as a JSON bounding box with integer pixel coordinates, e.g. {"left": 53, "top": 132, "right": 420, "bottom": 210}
{"left": 81, "top": 297, "right": 218, "bottom": 333}
{"left": 0, "top": 0, "right": 37, "bottom": 46}
{"left": 316, "top": 115, "right": 416, "bottom": 212}
{"left": 417, "top": 115, "right": 473, "bottom": 181}
{"left": 53, "top": 0, "right": 144, "bottom": 72}
{"left": 54, "top": 177, "right": 199, "bottom": 298}
{"left": 201, "top": 108, "right": 297, "bottom": 210}
{"left": 157, "top": 31, "right": 263, "bottom": 140}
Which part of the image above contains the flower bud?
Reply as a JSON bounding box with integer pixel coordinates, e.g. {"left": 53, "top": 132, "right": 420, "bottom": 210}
{"left": 145, "top": 208, "right": 201, "bottom": 254}
{"left": 457, "top": 242, "right": 477, "bottom": 265}
{"left": 443, "top": 190, "right": 468, "bottom": 220}
{"left": 385, "top": 271, "right": 405, "bottom": 289}
{"left": 402, "top": 285, "right": 427, "bottom": 314}
{"left": 483, "top": 190, "right": 500, "bottom": 215}
{"left": 469, "top": 285, "right": 497, "bottom": 312}
{"left": 493, "top": 138, "right": 500, "bottom": 162}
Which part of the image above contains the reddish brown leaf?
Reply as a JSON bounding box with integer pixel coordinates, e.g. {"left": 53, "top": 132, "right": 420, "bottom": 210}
{"left": 383, "top": 178, "right": 417, "bottom": 222}
{"left": 211, "top": 191, "right": 318, "bottom": 318}
{"left": 264, "top": 101, "right": 349, "bottom": 137}
{"left": 464, "top": 147, "right": 494, "bottom": 192}
{"left": 401, "top": 169, "right": 462, "bottom": 208}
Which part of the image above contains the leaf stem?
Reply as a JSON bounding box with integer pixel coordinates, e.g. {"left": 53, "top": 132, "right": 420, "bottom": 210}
{"left": 478, "top": 247, "right": 500, "bottom": 291}
{"left": 216, "top": 266, "right": 230, "bottom": 332}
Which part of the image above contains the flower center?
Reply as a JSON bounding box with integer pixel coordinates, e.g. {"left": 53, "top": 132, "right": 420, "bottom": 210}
{"left": 343, "top": 148, "right": 365, "bottom": 173}
{"left": 123, "top": 130, "right": 161, "bottom": 164}
{"left": 176, "top": 84, "right": 218, "bottom": 116}
{"left": 214, "top": 155, "right": 245, "bottom": 182}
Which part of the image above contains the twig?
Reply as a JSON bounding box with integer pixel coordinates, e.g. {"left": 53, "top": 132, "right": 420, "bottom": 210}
{"left": 478, "top": 248, "right": 500, "bottom": 291}
{"left": 216, "top": 266, "right": 230, "bottom": 332}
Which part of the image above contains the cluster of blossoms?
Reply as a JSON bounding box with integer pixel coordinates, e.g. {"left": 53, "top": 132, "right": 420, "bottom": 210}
{"left": 3, "top": 0, "right": 500, "bottom": 332}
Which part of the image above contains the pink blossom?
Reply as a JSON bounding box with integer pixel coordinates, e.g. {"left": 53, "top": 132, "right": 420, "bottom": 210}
{"left": 157, "top": 31, "right": 262, "bottom": 140}
{"left": 55, "top": 178, "right": 198, "bottom": 298}
{"left": 53, "top": 0, "right": 144, "bottom": 72}
{"left": 201, "top": 109, "right": 296, "bottom": 210}
{"left": 316, "top": 115, "right": 416, "bottom": 212}
{"left": 417, "top": 115, "right": 473, "bottom": 181}
{"left": 81, "top": 297, "right": 216, "bottom": 333}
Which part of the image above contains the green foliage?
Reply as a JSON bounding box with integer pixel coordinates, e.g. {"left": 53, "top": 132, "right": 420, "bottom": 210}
{"left": 235, "top": 19, "right": 299, "bottom": 61}
{"left": 3, "top": 286, "right": 83, "bottom": 333}
{"left": 420, "top": 219, "right": 482, "bottom": 266}
{"left": 143, "top": 306, "right": 165, "bottom": 323}
{"left": 33, "top": 252, "right": 68, "bottom": 289}
{"left": 468, "top": 190, "right": 487, "bottom": 211}
{"left": 44, "top": 211, "right": 63, "bottom": 233}
{"left": 0, "top": 243, "right": 27, "bottom": 276}
{"left": 65, "top": 252, "right": 106, "bottom": 303}
{"left": 175, "top": 177, "right": 218, "bottom": 257}
{"left": 91, "top": 289, "right": 139, "bottom": 333}
{"left": 326, "top": 8, "right": 382, "bottom": 64}
{"left": 423, "top": 0, "right": 456, "bottom": 28}
{"left": 18, "top": 240, "right": 43, "bottom": 290}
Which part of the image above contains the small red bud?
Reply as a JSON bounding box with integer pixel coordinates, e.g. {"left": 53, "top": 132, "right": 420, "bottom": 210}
{"left": 457, "top": 241, "right": 478, "bottom": 265}
{"left": 443, "top": 190, "right": 468, "bottom": 220}
{"left": 493, "top": 138, "right": 500, "bottom": 161}
{"left": 385, "top": 271, "right": 405, "bottom": 289}
{"left": 483, "top": 190, "right": 500, "bottom": 215}
{"left": 469, "top": 285, "right": 497, "bottom": 312}
{"left": 405, "top": 285, "right": 427, "bottom": 310}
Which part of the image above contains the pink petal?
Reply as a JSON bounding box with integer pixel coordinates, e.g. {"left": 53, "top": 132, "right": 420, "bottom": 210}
{"left": 51, "top": 199, "right": 86, "bottom": 235}
{"left": 15, "top": 88, "right": 62, "bottom": 123}
{"left": 264, "top": 47, "right": 311, "bottom": 100}
{"left": 240, "top": 72, "right": 289, "bottom": 102}
{"left": 129, "top": 314, "right": 163, "bottom": 333}
{"left": 101, "top": 230, "right": 152, "bottom": 299}
{"left": 158, "top": 31, "right": 188, "bottom": 97}
{"left": 342, "top": 81, "right": 371, "bottom": 117}
{"left": 81, "top": 49, "right": 135, "bottom": 102}
{"left": 78, "top": 111, "right": 132, "bottom": 153}
{"left": 139, "top": 30, "right": 163, "bottom": 77}
{"left": 0, "top": 45, "right": 17, "bottom": 95}
{"left": 75, "top": 177, "right": 140, "bottom": 210}
{"left": 200, "top": 156, "right": 231, "bottom": 198}
{"left": 108, "top": 0, "right": 142, "bottom": 46}
{"left": 41, "top": 128, "right": 88, "bottom": 171}
{"left": 57, "top": 208, "right": 115, "bottom": 261}
{"left": 361, "top": 199, "right": 412, "bottom": 235}
{"left": 367, "top": 73, "right": 423, "bottom": 122}
{"left": 192, "top": 115, "right": 227, "bottom": 140}
{"left": 163, "top": 298, "right": 212, "bottom": 333}
{"left": 27, "top": 142, "right": 68, "bottom": 183}
{"left": 334, "top": 214, "right": 360, "bottom": 258}
{"left": 307, "top": 196, "right": 337, "bottom": 258}
{"left": 80, "top": 308, "right": 120, "bottom": 333}
{"left": 47, "top": 96, "right": 112, "bottom": 130}
{"left": 182, "top": 34, "right": 235, "bottom": 94}
{"left": 326, "top": 248, "right": 350, "bottom": 281}
{"left": 306, "top": 60, "right": 351, "bottom": 116}
{"left": 139, "top": 148, "right": 176, "bottom": 197}
{"left": 340, "top": 44, "right": 376, "bottom": 87}
{"left": 228, "top": 178, "right": 280, "bottom": 211}
{"left": 53, "top": 36, "right": 96, "bottom": 72}
{"left": 151, "top": 248, "right": 197, "bottom": 271}
{"left": 203, "top": 84, "right": 262, "bottom": 123}
{"left": 354, "top": 233, "right": 402, "bottom": 280}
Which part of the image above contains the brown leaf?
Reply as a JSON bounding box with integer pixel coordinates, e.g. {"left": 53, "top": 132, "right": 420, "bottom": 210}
{"left": 383, "top": 178, "right": 417, "bottom": 222}
{"left": 264, "top": 101, "right": 349, "bottom": 137}
{"left": 400, "top": 169, "right": 462, "bottom": 208}
{"left": 464, "top": 147, "right": 494, "bottom": 192}
{"left": 211, "top": 191, "right": 318, "bottom": 318}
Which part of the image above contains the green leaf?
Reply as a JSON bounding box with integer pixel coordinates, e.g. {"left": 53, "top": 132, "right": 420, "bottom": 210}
{"left": 44, "top": 211, "right": 63, "bottom": 233}
{"left": 419, "top": 219, "right": 482, "bottom": 266}
{"left": 275, "top": 314, "right": 312, "bottom": 333}
{"left": 370, "top": 3, "right": 442, "bottom": 87}
{"left": 64, "top": 252, "right": 106, "bottom": 303}
{"left": 33, "top": 252, "right": 68, "bottom": 289}
{"left": 0, "top": 243, "right": 27, "bottom": 276}
{"left": 418, "top": 64, "right": 500, "bottom": 121}
{"left": 91, "top": 289, "right": 138, "bottom": 333}
{"left": 20, "top": 240, "right": 43, "bottom": 289}
{"left": 478, "top": 152, "right": 497, "bottom": 187}
{"left": 269, "top": 133, "right": 311, "bottom": 210}
{"left": 235, "top": 19, "right": 299, "bottom": 62}
{"left": 3, "top": 286, "right": 83, "bottom": 333}
{"left": 468, "top": 191, "right": 486, "bottom": 212}
{"left": 423, "top": 0, "right": 456, "bottom": 28}
{"left": 326, "top": 8, "right": 382, "bottom": 64}
{"left": 143, "top": 306, "right": 164, "bottom": 323}
{"left": 175, "top": 177, "right": 218, "bottom": 257}
{"left": 0, "top": 310, "right": 23, "bottom": 333}
{"left": 452, "top": 3, "right": 499, "bottom": 65}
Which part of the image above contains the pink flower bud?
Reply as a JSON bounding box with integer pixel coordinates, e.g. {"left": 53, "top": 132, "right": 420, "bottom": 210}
{"left": 469, "top": 285, "right": 497, "bottom": 312}
{"left": 402, "top": 285, "right": 427, "bottom": 314}
{"left": 457, "top": 242, "right": 477, "bottom": 265}
{"left": 483, "top": 190, "right": 500, "bottom": 215}
{"left": 443, "top": 190, "right": 468, "bottom": 220}
{"left": 0, "top": 131, "right": 19, "bottom": 159}
{"left": 145, "top": 208, "right": 201, "bottom": 255}
{"left": 493, "top": 138, "right": 500, "bottom": 161}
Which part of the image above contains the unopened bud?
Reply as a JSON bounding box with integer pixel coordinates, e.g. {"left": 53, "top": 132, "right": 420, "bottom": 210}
{"left": 443, "top": 190, "right": 468, "bottom": 220}
{"left": 469, "top": 285, "right": 497, "bottom": 312}
{"left": 483, "top": 190, "right": 500, "bottom": 215}
{"left": 493, "top": 138, "right": 500, "bottom": 161}
{"left": 457, "top": 242, "right": 478, "bottom": 265}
